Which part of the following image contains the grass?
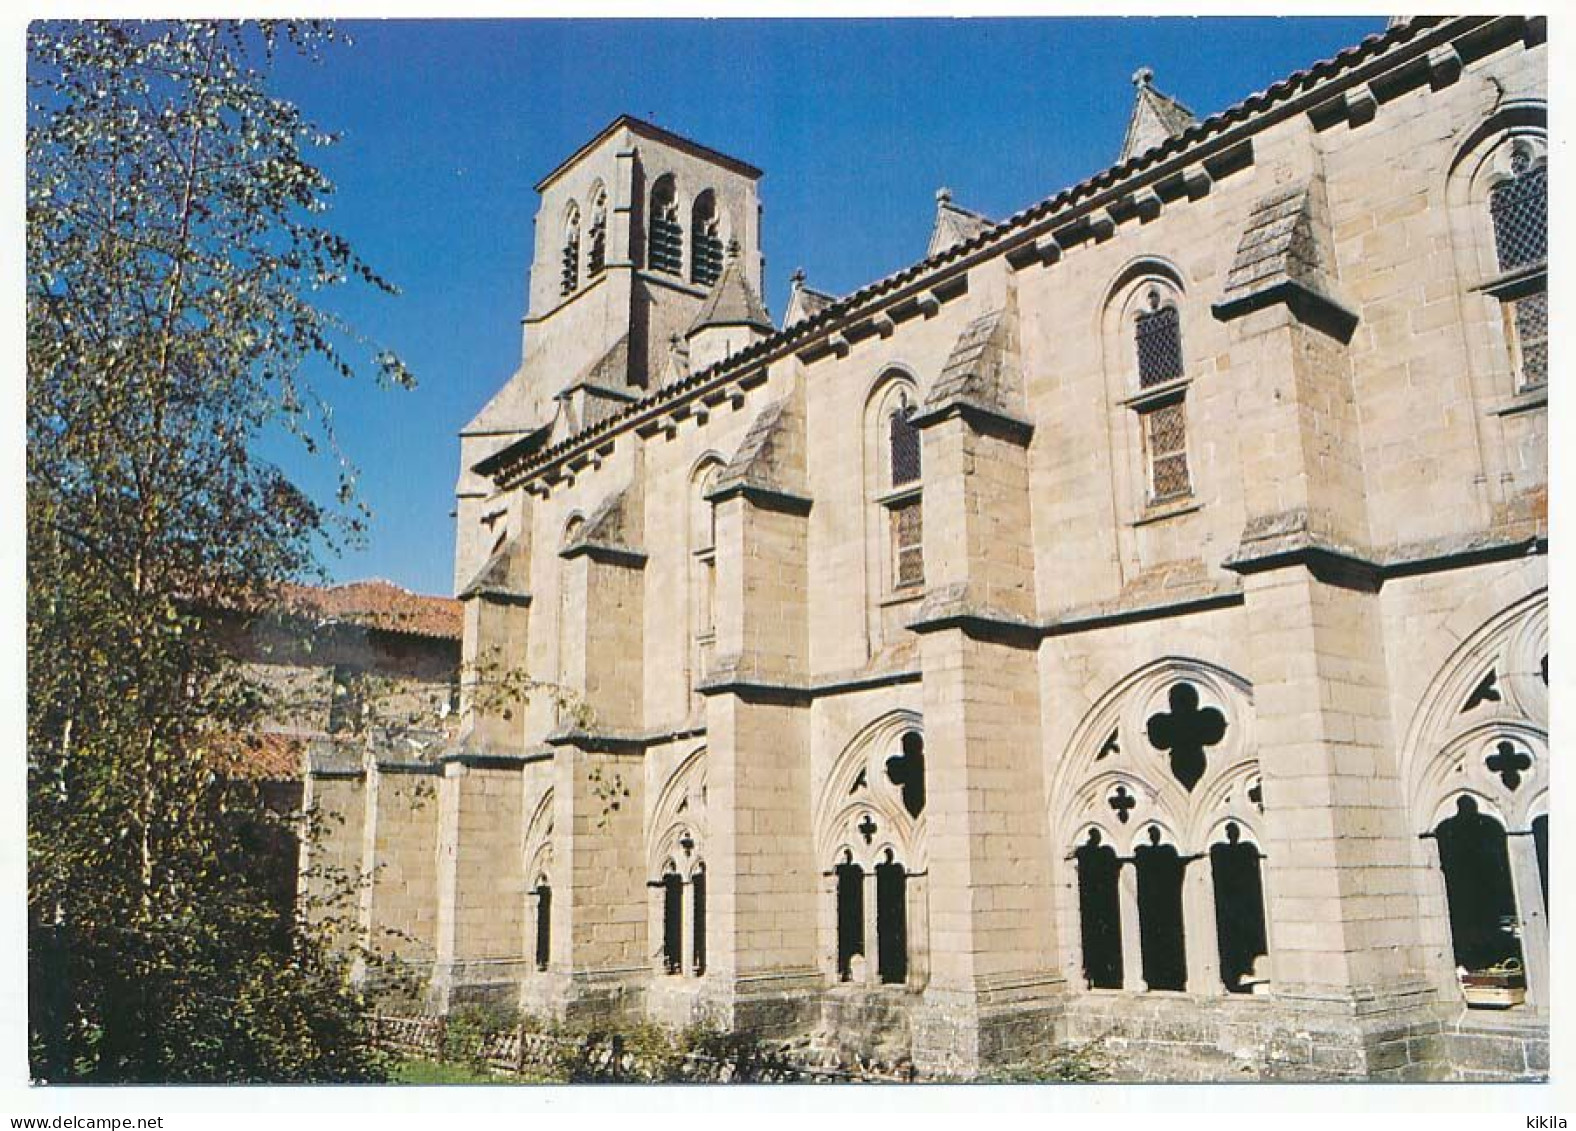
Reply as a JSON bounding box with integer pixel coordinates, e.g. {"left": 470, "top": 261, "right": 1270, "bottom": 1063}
{"left": 388, "top": 1057, "right": 560, "bottom": 1085}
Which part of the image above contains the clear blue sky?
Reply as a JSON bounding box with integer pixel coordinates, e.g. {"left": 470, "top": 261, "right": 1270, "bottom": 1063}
{"left": 268, "top": 16, "right": 1386, "bottom": 597}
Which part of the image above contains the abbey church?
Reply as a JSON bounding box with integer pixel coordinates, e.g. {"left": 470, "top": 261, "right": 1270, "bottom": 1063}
{"left": 303, "top": 15, "right": 1549, "bottom": 1080}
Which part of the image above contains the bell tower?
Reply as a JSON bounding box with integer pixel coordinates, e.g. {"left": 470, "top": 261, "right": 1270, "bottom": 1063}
{"left": 455, "top": 116, "right": 766, "bottom": 591}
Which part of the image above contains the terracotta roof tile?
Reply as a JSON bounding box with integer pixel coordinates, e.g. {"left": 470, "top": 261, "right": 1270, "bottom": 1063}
{"left": 277, "top": 580, "right": 462, "bottom": 641}
{"left": 209, "top": 731, "right": 306, "bottom": 781}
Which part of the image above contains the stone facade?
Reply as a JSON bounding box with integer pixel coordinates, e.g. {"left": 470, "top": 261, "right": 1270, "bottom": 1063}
{"left": 305, "top": 16, "right": 1549, "bottom": 1081}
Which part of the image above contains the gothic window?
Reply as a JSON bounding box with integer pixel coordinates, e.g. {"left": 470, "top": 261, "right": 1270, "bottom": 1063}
{"left": 533, "top": 878, "right": 552, "bottom": 971}
{"left": 1133, "top": 826, "right": 1188, "bottom": 992}
{"left": 890, "top": 400, "right": 921, "bottom": 487}
{"left": 689, "top": 461, "right": 722, "bottom": 704}
{"left": 1135, "top": 304, "right": 1184, "bottom": 388}
{"left": 661, "top": 866, "right": 684, "bottom": 975}
{"left": 648, "top": 175, "right": 683, "bottom": 277}
{"left": 871, "top": 382, "right": 924, "bottom": 596}
{"left": 690, "top": 190, "right": 724, "bottom": 288}
{"left": 891, "top": 499, "right": 923, "bottom": 590}
{"left": 1490, "top": 150, "right": 1547, "bottom": 271}
{"left": 1434, "top": 796, "right": 1525, "bottom": 992}
{"left": 1117, "top": 280, "right": 1194, "bottom": 507}
{"left": 1209, "top": 823, "right": 1268, "bottom": 994}
{"left": 875, "top": 854, "right": 908, "bottom": 985}
{"left": 587, "top": 187, "right": 608, "bottom": 278}
{"left": 1488, "top": 145, "right": 1548, "bottom": 389}
{"left": 692, "top": 863, "right": 707, "bottom": 976}
{"left": 560, "top": 203, "right": 581, "bottom": 296}
{"left": 1452, "top": 118, "right": 1548, "bottom": 396}
{"left": 1057, "top": 660, "right": 1259, "bottom": 1001}
{"left": 1406, "top": 594, "right": 1547, "bottom": 1008}
{"left": 1074, "top": 829, "right": 1124, "bottom": 990}
{"left": 1142, "top": 400, "right": 1192, "bottom": 503}
{"left": 835, "top": 857, "right": 864, "bottom": 981}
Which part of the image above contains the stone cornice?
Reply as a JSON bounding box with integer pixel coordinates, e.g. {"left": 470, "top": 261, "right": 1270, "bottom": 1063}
{"left": 910, "top": 399, "right": 1035, "bottom": 446}
{"left": 1043, "top": 583, "right": 1244, "bottom": 638}
{"left": 559, "top": 540, "right": 648, "bottom": 569}
{"left": 1224, "top": 510, "right": 1547, "bottom": 588}
{"left": 705, "top": 480, "right": 814, "bottom": 516}
{"left": 1210, "top": 277, "right": 1360, "bottom": 343}
{"left": 463, "top": 587, "right": 533, "bottom": 607}
{"left": 906, "top": 586, "right": 1041, "bottom": 649}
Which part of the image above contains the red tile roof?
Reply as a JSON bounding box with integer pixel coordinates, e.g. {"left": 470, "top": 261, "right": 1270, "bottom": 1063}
{"left": 276, "top": 580, "right": 462, "bottom": 641}
{"left": 209, "top": 731, "right": 307, "bottom": 781}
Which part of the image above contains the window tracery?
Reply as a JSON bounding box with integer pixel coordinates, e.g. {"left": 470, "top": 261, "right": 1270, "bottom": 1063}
{"left": 816, "top": 713, "right": 927, "bottom": 988}
{"left": 1056, "top": 659, "right": 1264, "bottom": 996}
{"left": 648, "top": 749, "right": 709, "bottom": 981}
{"left": 1404, "top": 594, "right": 1548, "bottom": 1009}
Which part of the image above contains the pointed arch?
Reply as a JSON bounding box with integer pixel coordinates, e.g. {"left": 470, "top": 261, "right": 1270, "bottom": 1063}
{"left": 814, "top": 710, "right": 926, "bottom": 871}
{"left": 689, "top": 188, "right": 724, "bottom": 287}
{"left": 648, "top": 746, "right": 707, "bottom": 880}
{"left": 1052, "top": 655, "right": 1255, "bottom": 853}
{"left": 585, "top": 181, "right": 609, "bottom": 278}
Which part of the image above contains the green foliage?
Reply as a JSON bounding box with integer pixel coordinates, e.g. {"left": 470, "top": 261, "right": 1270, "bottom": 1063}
{"left": 390, "top": 1058, "right": 518, "bottom": 1085}
{"left": 977, "top": 1038, "right": 1113, "bottom": 1084}
{"left": 440, "top": 1003, "right": 519, "bottom": 1072}
{"left": 27, "top": 19, "right": 409, "bottom": 1083}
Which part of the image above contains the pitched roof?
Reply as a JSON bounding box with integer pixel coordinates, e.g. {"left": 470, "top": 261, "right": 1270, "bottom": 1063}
{"left": 276, "top": 581, "right": 462, "bottom": 641}
{"left": 480, "top": 17, "right": 1492, "bottom": 490}
{"left": 927, "top": 189, "right": 994, "bottom": 257}
{"left": 688, "top": 246, "right": 773, "bottom": 335}
{"left": 209, "top": 731, "right": 306, "bottom": 782}
{"left": 1118, "top": 67, "right": 1198, "bottom": 165}
{"left": 783, "top": 269, "right": 837, "bottom": 328}
{"left": 535, "top": 114, "right": 763, "bottom": 193}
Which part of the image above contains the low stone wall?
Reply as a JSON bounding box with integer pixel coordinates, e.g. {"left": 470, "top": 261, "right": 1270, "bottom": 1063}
{"left": 1059, "top": 993, "right": 1548, "bottom": 1083}
{"left": 370, "top": 1014, "right": 920, "bottom": 1083}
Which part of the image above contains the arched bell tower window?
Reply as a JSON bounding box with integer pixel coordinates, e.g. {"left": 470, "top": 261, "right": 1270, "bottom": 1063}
{"left": 560, "top": 202, "right": 581, "bottom": 296}
{"left": 587, "top": 186, "right": 608, "bottom": 279}
{"left": 649, "top": 175, "right": 683, "bottom": 277}
{"left": 690, "top": 190, "right": 724, "bottom": 288}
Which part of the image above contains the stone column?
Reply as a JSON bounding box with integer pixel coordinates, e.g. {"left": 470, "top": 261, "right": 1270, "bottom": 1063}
{"left": 1119, "top": 863, "right": 1145, "bottom": 993}
{"left": 862, "top": 869, "right": 880, "bottom": 985}
{"left": 1507, "top": 832, "right": 1548, "bottom": 1011}
{"left": 909, "top": 384, "right": 1062, "bottom": 1076}
{"left": 1214, "top": 183, "right": 1441, "bottom": 1063}
{"left": 430, "top": 759, "right": 529, "bottom": 1012}
{"left": 357, "top": 760, "right": 443, "bottom": 989}
{"left": 548, "top": 741, "right": 648, "bottom": 1022}
{"left": 1184, "top": 855, "right": 1222, "bottom": 997}
{"left": 680, "top": 876, "right": 697, "bottom": 980}
{"left": 699, "top": 409, "right": 822, "bottom": 1033}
